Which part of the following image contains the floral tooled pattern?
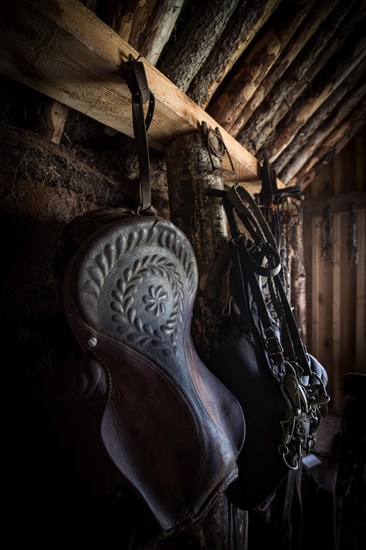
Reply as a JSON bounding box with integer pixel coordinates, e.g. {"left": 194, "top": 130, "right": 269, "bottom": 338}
{"left": 110, "top": 255, "right": 184, "bottom": 356}
{"left": 142, "top": 285, "right": 168, "bottom": 315}
{"left": 80, "top": 224, "right": 197, "bottom": 357}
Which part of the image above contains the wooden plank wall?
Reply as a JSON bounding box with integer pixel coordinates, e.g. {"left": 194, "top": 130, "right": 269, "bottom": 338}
{"left": 303, "top": 128, "right": 366, "bottom": 412}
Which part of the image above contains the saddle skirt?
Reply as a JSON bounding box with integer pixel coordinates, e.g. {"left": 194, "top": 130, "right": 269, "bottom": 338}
{"left": 62, "top": 210, "right": 245, "bottom": 532}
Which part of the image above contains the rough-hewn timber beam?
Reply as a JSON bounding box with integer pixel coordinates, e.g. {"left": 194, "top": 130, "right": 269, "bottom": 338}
{"left": 208, "top": 0, "right": 313, "bottom": 133}
{"left": 111, "top": 0, "right": 184, "bottom": 66}
{"left": 277, "top": 71, "right": 366, "bottom": 184}
{"left": 227, "top": 0, "right": 337, "bottom": 137}
{"left": 267, "top": 26, "right": 366, "bottom": 162}
{"left": 0, "top": 0, "right": 270, "bottom": 185}
{"left": 187, "top": 0, "right": 281, "bottom": 109}
{"left": 237, "top": 0, "right": 365, "bottom": 155}
{"left": 157, "top": 0, "right": 238, "bottom": 92}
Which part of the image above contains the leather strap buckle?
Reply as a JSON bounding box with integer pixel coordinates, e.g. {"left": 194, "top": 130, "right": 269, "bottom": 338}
{"left": 264, "top": 329, "right": 284, "bottom": 357}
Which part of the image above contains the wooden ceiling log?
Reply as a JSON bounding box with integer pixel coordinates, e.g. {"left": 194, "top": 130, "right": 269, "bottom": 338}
{"left": 156, "top": 0, "right": 238, "bottom": 92}
{"left": 106, "top": 0, "right": 134, "bottom": 41}
{"left": 136, "top": 0, "right": 185, "bottom": 66}
{"left": 228, "top": 0, "right": 337, "bottom": 138}
{"left": 0, "top": 0, "right": 268, "bottom": 184}
{"left": 207, "top": 0, "right": 313, "bottom": 133}
{"left": 110, "top": 0, "right": 184, "bottom": 66}
{"left": 280, "top": 86, "right": 366, "bottom": 185}
{"left": 187, "top": 0, "right": 281, "bottom": 109}
{"left": 276, "top": 69, "right": 366, "bottom": 182}
{"left": 114, "top": 0, "right": 157, "bottom": 50}
{"left": 237, "top": 0, "right": 365, "bottom": 155}
{"left": 295, "top": 105, "right": 366, "bottom": 190}
{"left": 266, "top": 25, "right": 366, "bottom": 163}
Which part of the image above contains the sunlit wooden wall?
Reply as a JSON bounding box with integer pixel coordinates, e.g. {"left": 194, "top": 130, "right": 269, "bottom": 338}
{"left": 303, "top": 129, "right": 365, "bottom": 413}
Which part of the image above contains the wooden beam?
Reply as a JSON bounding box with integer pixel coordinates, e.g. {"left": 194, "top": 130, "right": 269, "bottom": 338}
{"left": 267, "top": 26, "right": 366, "bottom": 162}
{"left": 111, "top": 0, "right": 184, "bottom": 66}
{"left": 285, "top": 202, "right": 307, "bottom": 340}
{"left": 164, "top": 131, "right": 229, "bottom": 359}
{"left": 355, "top": 212, "right": 366, "bottom": 372}
{"left": 187, "top": 0, "right": 281, "bottom": 108}
{"left": 31, "top": 96, "right": 70, "bottom": 144}
{"left": 208, "top": 0, "right": 313, "bottom": 133}
{"left": 157, "top": 0, "right": 238, "bottom": 92}
{"left": 277, "top": 70, "right": 366, "bottom": 183}
{"left": 303, "top": 191, "right": 366, "bottom": 216}
{"left": 331, "top": 156, "right": 342, "bottom": 411}
{"left": 297, "top": 108, "right": 366, "bottom": 190}
{"left": 136, "top": 0, "right": 184, "bottom": 66}
{"left": 23, "top": 0, "right": 99, "bottom": 144}
{"left": 355, "top": 130, "right": 366, "bottom": 191}
{"left": 0, "top": 0, "right": 270, "bottom": 185}
{"left": 230, "top": 0, "right": 337, "bottom": 138}
{"left": 164, "top": 131, "right": 249, "bottom": 550}
{"left": 237, "top": 0, "right": 366, "bottom": 155}
{"left": 114, "top": 0, "right": 157, "bottom": 49}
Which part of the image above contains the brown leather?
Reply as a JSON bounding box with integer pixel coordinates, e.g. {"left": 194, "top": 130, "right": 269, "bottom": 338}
{"left": 63, "top": 211, "right": 245, "bottom": 532}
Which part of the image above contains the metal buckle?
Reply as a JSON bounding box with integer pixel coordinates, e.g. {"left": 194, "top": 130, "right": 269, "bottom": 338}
{"left": 265, "top": 333, "right": 284, "bottom": 356}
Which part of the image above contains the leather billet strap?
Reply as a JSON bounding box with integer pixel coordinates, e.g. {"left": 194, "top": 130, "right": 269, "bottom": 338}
{"left": 121, "top": 54, "right": 156, "bottom": 215}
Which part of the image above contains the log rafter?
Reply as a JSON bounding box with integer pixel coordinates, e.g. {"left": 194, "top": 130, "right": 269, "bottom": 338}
{"left": 207, "top": 0, "right": 314, "bottom": 133}
{"left": 236, "top": 0, "right": 365, "bottom": 156}
{"left": 0, "top": 0, "right": 364, "bottom": 197}
{"left": 226, "top": 0, "right": 338, "bottom": 138}
{"left": 277, "top": 69, "right": 366, "bottom": 183}
{"left": 110, "top": 0, "right": 184, "bottom": 66}
{"left": 157, "top": 0, "right": 238, "bottom": 92}
{"left": 265, "top": 26, "right": 366, "bottom": 163}
{"left": 296, "top": 104, "right": 366, "bottom": 189}
{"left": 187, "top": 0, "right": 281, "bottom": 109}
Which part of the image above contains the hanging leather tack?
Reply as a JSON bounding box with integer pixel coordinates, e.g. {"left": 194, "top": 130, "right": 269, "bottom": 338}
{"left": 121, "top": 54, "right": 156, "bottom": 215}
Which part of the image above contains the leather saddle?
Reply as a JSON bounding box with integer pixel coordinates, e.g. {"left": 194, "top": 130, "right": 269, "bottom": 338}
{"left": 61, "top": 57, "right": 245, "bottom": 534}
{"left": 62, "top": 209, "right": 245, "bottom": 532}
